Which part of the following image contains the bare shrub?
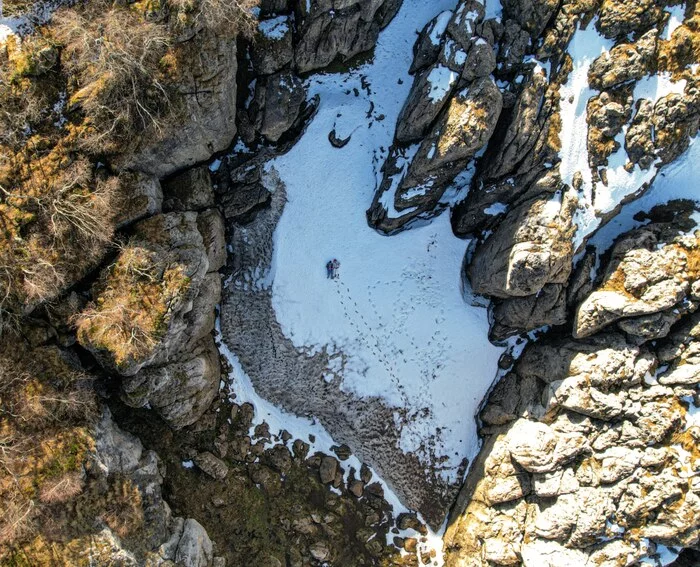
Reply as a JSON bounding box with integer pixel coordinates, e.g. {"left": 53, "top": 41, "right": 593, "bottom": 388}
{"left": 169, "top": 0, "right": 258, "bottom": 37}
{"left": 53, "top": 1, "right": 172, "bottom": 153}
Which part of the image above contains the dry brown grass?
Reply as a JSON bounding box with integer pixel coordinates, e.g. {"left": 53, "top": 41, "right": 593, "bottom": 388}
{"left": 0, "top": 341, "right": 97, "bottom": 550}
{"left": 52, "top": 0, "right": 173, "bottom": 155}
{"left": 169, "top": 0, "right": 258, "bottom": 37}
{"left": 75, "top": 244, "right": 191, "bottom": 370}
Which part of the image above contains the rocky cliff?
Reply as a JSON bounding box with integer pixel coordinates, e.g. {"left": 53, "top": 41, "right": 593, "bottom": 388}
{"left": 2, "top": 0, "right": 700, "bottom": 565}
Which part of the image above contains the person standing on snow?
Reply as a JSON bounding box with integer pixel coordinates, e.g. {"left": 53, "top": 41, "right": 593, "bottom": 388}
{"left": 332, "top": 259, "right": 340, "bottom": 279}
{"left": 326, "top": 260, "right": 334, "bottom": 279}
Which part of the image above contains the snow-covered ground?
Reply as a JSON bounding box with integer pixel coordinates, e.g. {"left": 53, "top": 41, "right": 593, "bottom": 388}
{"left": 557, "top": 11, "right": 691, "bottom": 249}
{"left": 588, "top": 137, "right": 700, "bottom": 255}
{"left": 268, "top": 0, "right": 502, "bottom": 487}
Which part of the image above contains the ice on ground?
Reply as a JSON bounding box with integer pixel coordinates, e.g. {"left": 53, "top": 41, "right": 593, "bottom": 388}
{"left": 258, "top": 15, "right": 289, "bottom": 40}
{"left": 216, "top": 320, "right": 445, "bottom": 564}
{"left": 268, "top": 0, "right": 503, "bottom": 489}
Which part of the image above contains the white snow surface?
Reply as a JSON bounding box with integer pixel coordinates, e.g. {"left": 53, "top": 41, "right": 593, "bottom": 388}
{"left": 258, "top": 15, "right": 290, "bottom": 40}
{"left": 662, "top": 3, "right": 686, "bottom": 41}
{"left": 268, "top": 0, "right": 503, "bottom": 490}
{"left": 426, "top": 64, "right": 459, "bottom": 102}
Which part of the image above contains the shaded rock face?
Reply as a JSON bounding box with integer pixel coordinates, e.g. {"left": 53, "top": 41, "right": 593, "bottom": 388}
{"left": 123, "top": 29, "right": 238, "bottom": 178}
{"left": 450, "top": 63, "right": 561, "bottom": 239}
{"left": 468, "top": 191, "right": 576, "bottom": 298}
{"left": 245, "top": 0, "right": 402, "bottom": 145}
{"left": 293, "top": 0, "right": 402, "bottom": 74}
{"left": 367, "top": 0, "right": 503, "bottom": 234}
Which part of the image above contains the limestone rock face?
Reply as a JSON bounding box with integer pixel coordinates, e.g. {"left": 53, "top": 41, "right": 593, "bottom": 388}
{"left": 114, "top": 172, "right": 163, "bottom": 229}
{"left": 124, "top": 29, "right": 238, "bottom": 178}
{"left": 163, "top": 166, "right": 216, "bottom": 212}
{"left": 249, "top": 71, "right": 309, "bottom": 143}
{"left": 450, "top": 66, "right": 559, "bottom": 238}
{"left": 445, "top": 327, "right": 700, "bottom": 567}
{"left": 395, "top": 63, "right": 459, "bottom": 144}
{"left": 574, "top": 221, "right": 700, "bottom": 340}
{"left": 293, "top": 0, "right": 402, "bottom": 74}
{"left": 121, "top": 336, "right": 221, "bottom": 429}
{"left": 367, "top": 0, "right": 501, "bottom": 233}
{"left": 468, "top": 191, "right": 577, "bottom": 299}
{"left": 596, "top": 0, "right": 665, "bottom": 39}
{"left": 81, "top": 202, "right": 225, "bottom": 428}
{"left": 502, "top": 0, "right": 559, "bottom": 38}
{"left": 251, "top": 15, "right": 294, "bottom": 75}
{"left": 368, "top": 75, "right": 502, "bottom": 233}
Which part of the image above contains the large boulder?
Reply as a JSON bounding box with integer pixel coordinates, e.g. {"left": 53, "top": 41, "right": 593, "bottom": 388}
{"left": 122, "top": 29, "right": 238, "bottom": 177}
{"left": 293, "top": 0, "right": 402, "bottom": 73}
{"left": 574, "top": 220, "right": 700, "bottom": 340}
{"left": 251, "top": 15, "right": 294, "bottom": 75}
{"left": 588, "top": 29, "right": 657, "bottom": 91}
{"left": 368, "top": 77, "right": 502, "bottom": 233}
{"left": 468, "top": 190, "right": 577, "bottom": 299}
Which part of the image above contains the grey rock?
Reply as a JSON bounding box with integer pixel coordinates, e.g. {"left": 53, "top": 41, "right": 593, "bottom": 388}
{"left": 175, "top": 519, "right": 214, "bottom": 567}
{"left": 197, "top": 210, "right": 227, "bottom": 272}
{"left": 293, "top": 0, "right": 402, "bottom": 74}
{"left": 597, "top": 0, "right": 665, "bottom": 39}
{"left": 250, "top": 71, "right": 308, "bottom": 143}
{"left": 195, "top": 452, "right": 229, "bottom": 481}
{"left": 114, "top": 172, "right": 163, "bottom": 229}
{"left": 588, "top": 29, "right": 657, "bottom": 91}
{"left": 121, "top": 336, "right": 221, "bottom": 429}
{"left": 409, "top": 10, "right": 452, "bottom": 74}
{"left": 320, "top": 455, "right": 339, "bottom": 484}
{"left": 163, "top": 166, "right": 216, "bottom": 212}
{"left": 502, "top": 0, "right": 558, "bottom": 38}
{"left": 468, "top": 190, "right": 577, "bottom": 299}
{"left": 123, "top": 31, "right": 238, "bottom": 177}
{"left": 574, "top": 223, "right": 700, "bottom": 339}
{"left": 446, "top": 0, "right": 484, "bottom": 51}
{"left": 251, "top": 16, "right": 294, "bottom": 75}
{"left": 394, "top": 63, "right": 459, "bottom": 144}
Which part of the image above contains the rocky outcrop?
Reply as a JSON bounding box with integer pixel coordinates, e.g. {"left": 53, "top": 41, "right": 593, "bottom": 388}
{"left": 293, "top": 0, "right": 402, "bottom": 74}
{"left": 123, "top": 28, "right": 238, "bottom": 178}
{"left": 94, "top": 409, "right": 222, "bottom": 566}
{"left": 596, "top": 0, "right": 666, "bottom": 40}
{"left": 450, "top": 64, "right": 561, "bottom": 238}
{"left": 468, "top": 189, "right": 577, "bottom": 299}
{"left": 78, "top": 167, "right": 227, "bottom": 429}
{"left": 367, "top": 0, "right": 502, "bottom": 233}
{"left": 445, "top": 327, "right": 700, "bottom": 567}
{"left": 588, "top": 29, "right": 657, "bottom": 91}
{"left": 247, "top": 71, "right": 310, "bottom": 144}
{"left": 574, "top": 217, "right": 700, "bottom": 340}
